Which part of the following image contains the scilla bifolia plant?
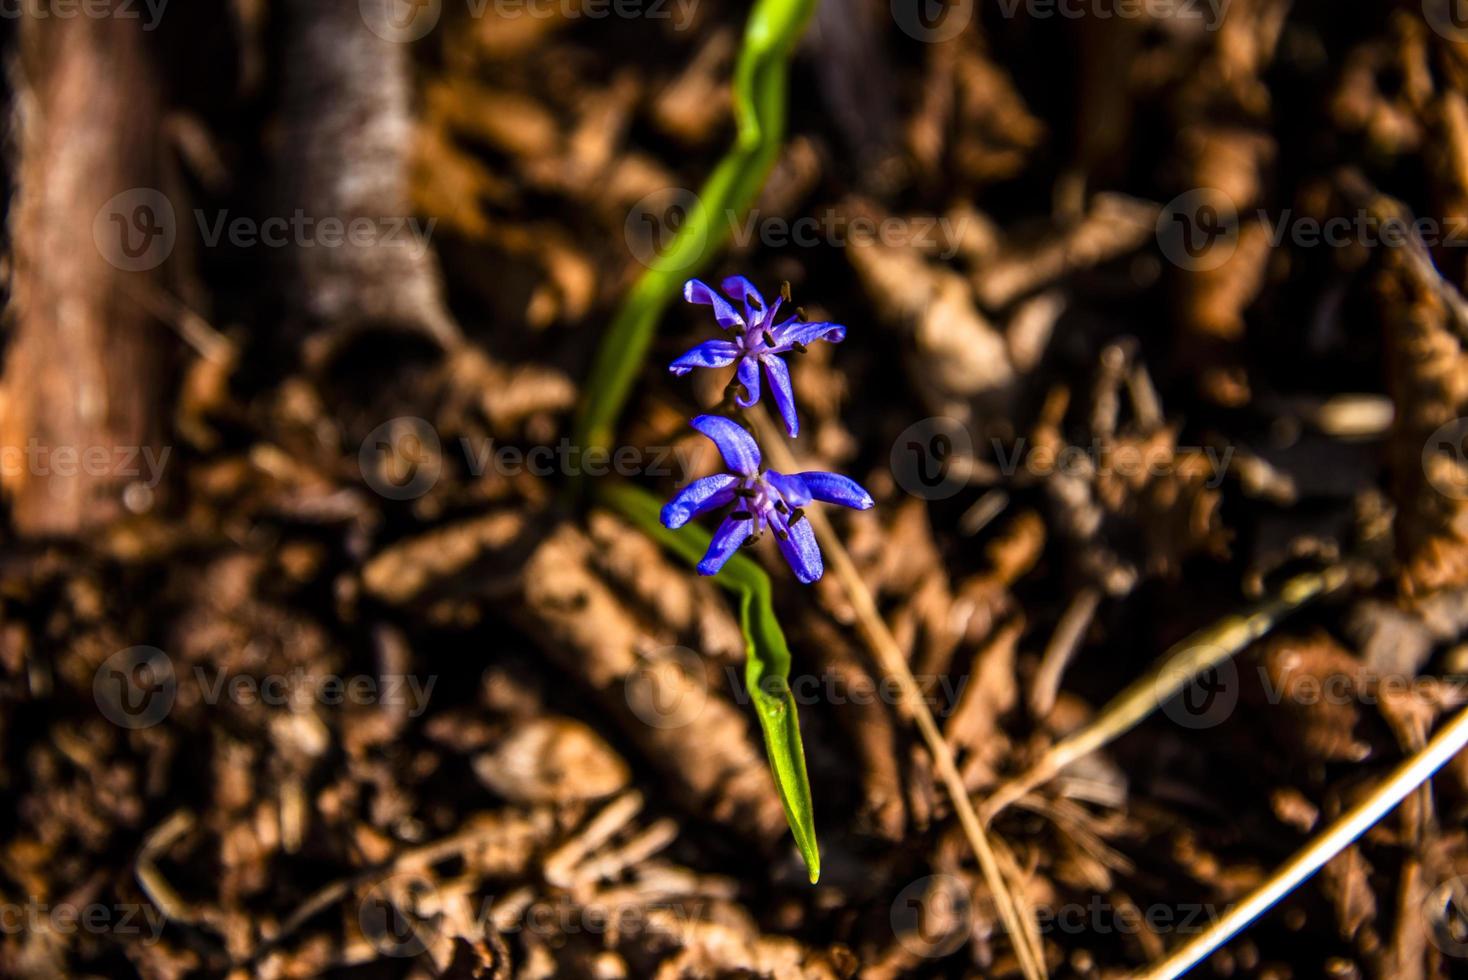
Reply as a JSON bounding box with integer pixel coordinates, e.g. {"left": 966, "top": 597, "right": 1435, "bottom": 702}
{"left": 648, "top": 276, "right": 870, "bottom": 885}
{"left": 574, "top": 0, "right": 830, "bottom": 880}
{"left": 663, "top": 278, "right": 872, "bottom": 584}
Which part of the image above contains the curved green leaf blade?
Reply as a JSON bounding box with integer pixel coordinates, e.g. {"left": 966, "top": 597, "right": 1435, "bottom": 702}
{"left": 572, "top": 0, "right": 819, "bottom": 457}
{"left": 599, "top": 480, "right": 820, "bottom": 882}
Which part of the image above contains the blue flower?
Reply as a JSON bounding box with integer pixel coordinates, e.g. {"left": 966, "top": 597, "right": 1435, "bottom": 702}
{"left": 671, "top": 276, "right": 846, "bottom": 438}
{"left": 662, "top": 415, "right": 874, "bottom": 583}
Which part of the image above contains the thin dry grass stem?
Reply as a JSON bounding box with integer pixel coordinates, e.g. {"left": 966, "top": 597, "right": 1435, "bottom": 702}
{"left": 960, "top": 488, "right": 1010, "bottom": 536}
{"left": 119, "top": 281, "right": 236, "bottom": 365}
{"left": 135, "top": 809, "right": 199, "bottom": 926}
{"left": 544, "top": 790, "right": 646, "bottom": 887}
{"left": 748, "top": 407, "right": 1048, "bottom": 980}
{"left": 980, "top": 564, "right": 1354, "bottom": 824}
{"left": 1029, "top": 586, "right": 1102, "bottom": 719}
{"left": 242, "top": 815, "right": 537, "bottom": 963}
{"left": 1339, "top": 173, "right": 1468, "bottom": 340}
{"left": 1134, "top": 703, "right": 1468, "bottom": 980}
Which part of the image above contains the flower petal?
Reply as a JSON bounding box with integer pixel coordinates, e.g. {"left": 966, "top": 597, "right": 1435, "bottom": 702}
{"left": 763, "top": 354, "right": 800, "bottom": 437}
{"left": 720, "top": 275, "right": 765, "bottom": 316}
{"left": 697, "top": 515, "right": 753, "bottom": 576}
{"left": 796, "top": 471, "right": 874, "bottom": 510}
{"left": 735, "top": 356, "right": 761, "bottom": 407}
{"left": 771, "top": 319, "right": 846, "bottom": 348}
{"left": 669, "top": 339, "right": 740, "bottom": 376}
{"left": 691, "top": 415, "right": 761, "bottom": 476}
{"left": 766, "top": 470, "right": 811, "bottom": 508}
{"left": 683, "top": 279, "right": 745, "bottom": 330}
{"left": 775, "top": 514, "right": 824, "bottom": 583}
{"left": 661, "top": 474, "right": 738, "bottom": 529}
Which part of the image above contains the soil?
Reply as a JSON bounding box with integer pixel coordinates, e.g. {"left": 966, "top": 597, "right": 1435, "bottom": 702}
{"left": 4, "top": 1, "right": 1468, "bottom": 978}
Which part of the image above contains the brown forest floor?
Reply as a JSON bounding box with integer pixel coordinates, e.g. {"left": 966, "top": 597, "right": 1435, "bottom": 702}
{"left": 5, "top": 1, "right": 1468, "bottom": 977}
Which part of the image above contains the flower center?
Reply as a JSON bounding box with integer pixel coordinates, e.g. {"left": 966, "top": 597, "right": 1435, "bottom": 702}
{"left": 740, "top": 297, "right": 783, "bottom": 354}
{"left": 740, "top": 473, "right": 789, "bottom": 535}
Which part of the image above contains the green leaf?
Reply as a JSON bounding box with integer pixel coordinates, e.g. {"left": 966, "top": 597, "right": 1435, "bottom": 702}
{"left": 599, "top": 481, "right": 820, "bottom": 883}
{"left": 571, "top": 0, "right": 819, "bottom": 457}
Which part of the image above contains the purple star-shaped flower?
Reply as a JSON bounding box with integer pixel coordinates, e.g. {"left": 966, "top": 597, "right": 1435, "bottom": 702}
{"left": 670, "top": 276, "right": 847, "bottom": 438}
{"left": 661, "top": 415, "right": 874, "bottom": 583}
